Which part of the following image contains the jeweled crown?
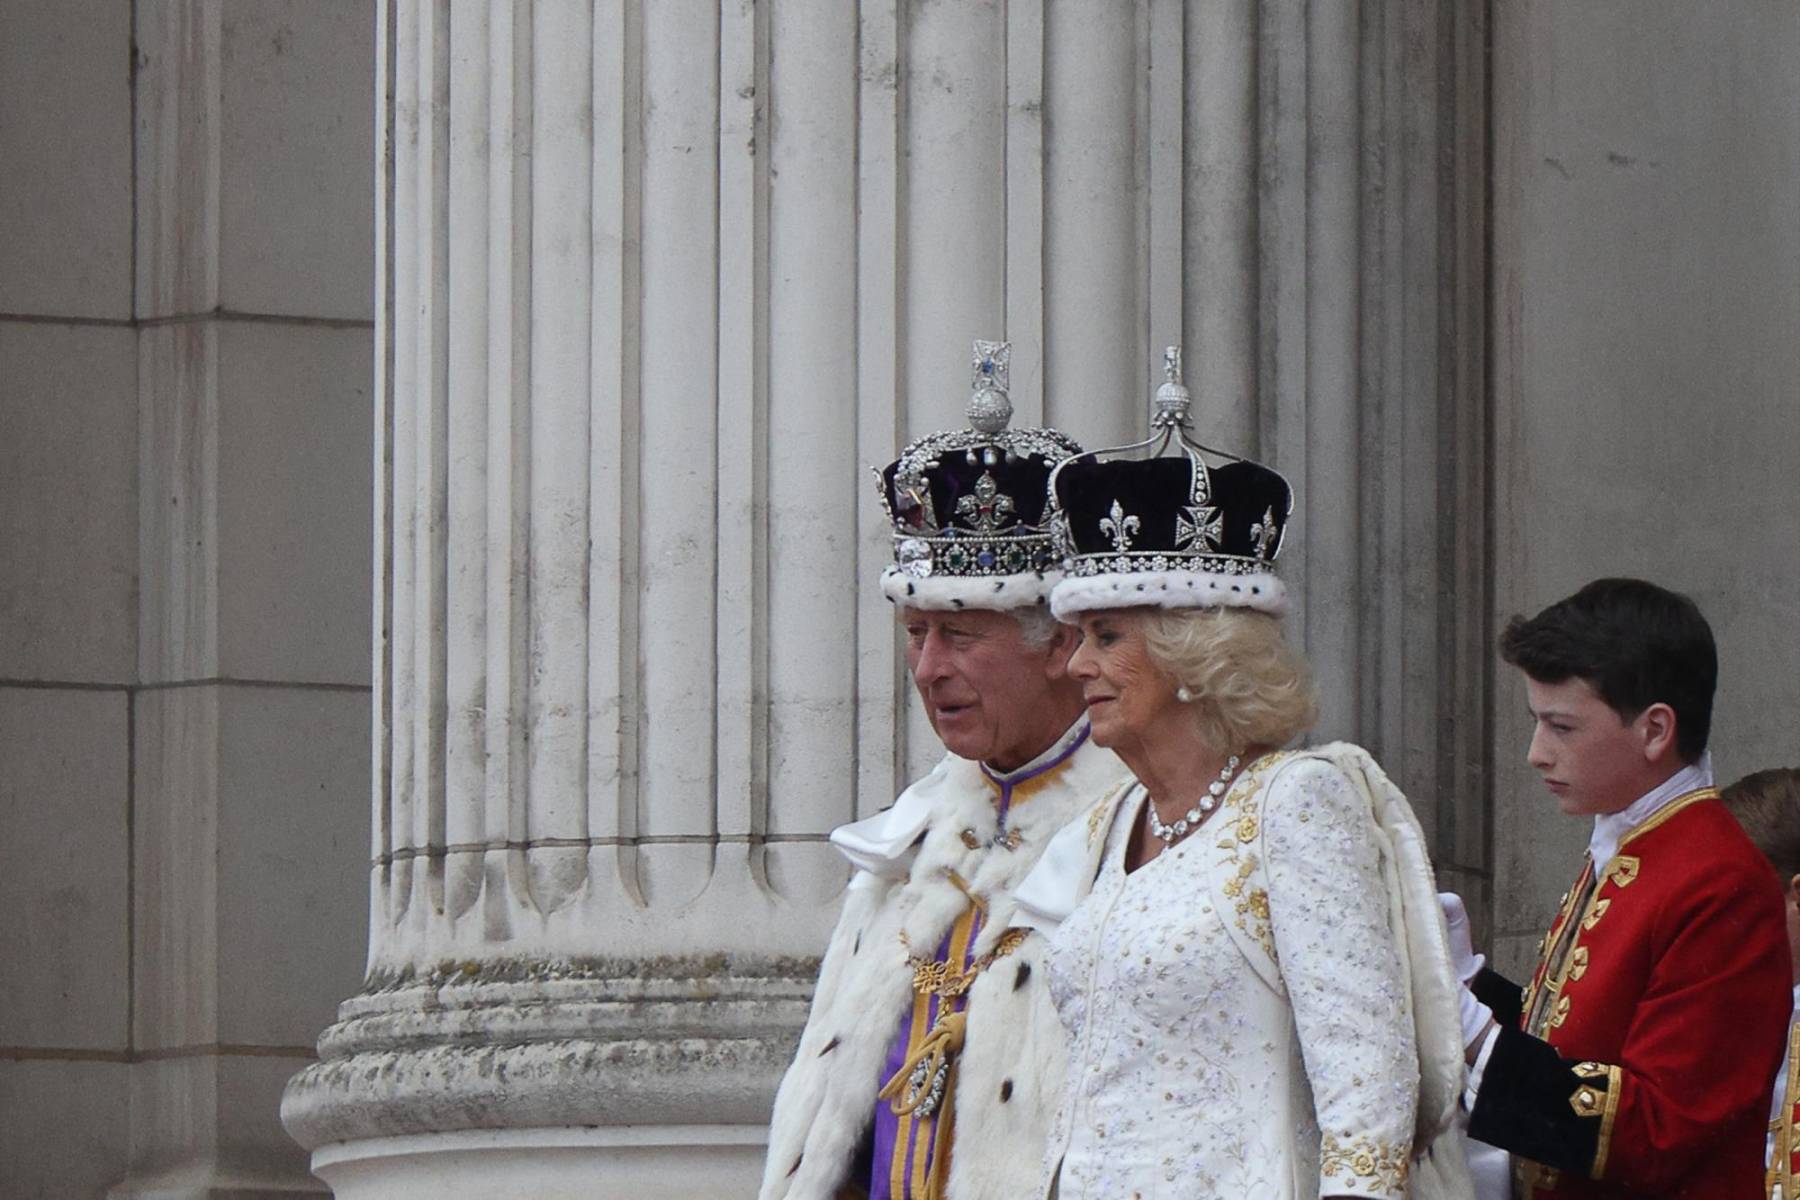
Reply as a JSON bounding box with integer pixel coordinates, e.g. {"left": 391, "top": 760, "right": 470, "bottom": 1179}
{"left": 1047, "top": 347, "right": 1293, "bottom": 619}
{"left": 875, "top": 341, "right": 1082, "bottom": 610}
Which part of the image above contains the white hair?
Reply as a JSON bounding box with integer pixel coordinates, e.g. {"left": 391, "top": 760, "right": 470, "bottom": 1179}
{"left": 1011, "top": 605, "right": 1059, "bottom": 648}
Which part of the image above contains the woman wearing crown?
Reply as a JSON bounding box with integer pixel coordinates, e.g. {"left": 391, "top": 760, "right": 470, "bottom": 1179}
{"left": 1011, "top": 353, "right": 1473, "bottom": 1199}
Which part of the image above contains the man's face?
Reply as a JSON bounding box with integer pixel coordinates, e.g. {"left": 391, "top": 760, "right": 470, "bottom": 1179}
{"left": 901, "top": 607, "right": 1069, "bottom": 770}
{"left": 1522, "top": 675, "right": 1652, "bottom": 817}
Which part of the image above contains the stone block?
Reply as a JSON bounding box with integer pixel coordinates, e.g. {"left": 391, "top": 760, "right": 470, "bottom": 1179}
{"left": 139, "top": 319, "right": 373, "bottom": 687}
{"left": 137, "top": 321, "right": 221, "bottom": 684}
{"left": 134, "top": 686, "right": 222, "bottom": 1050}
{"left": 216, "top": 321, "right": 373, "bottom": 685}
{"left": 134, "top": 684, "right": 369, "bottom": 1053}
{"left": 215, "top": 686, "right": 370, "bottom": 1047}
{"left": 0, "top": 1060, "right": 130, "bottom": 1197}
{"left": 1490, "top": 933, "right": 1542, "bottom": 987}
{"left": 113, "top": 1052, "right": 327, "bottom": 1196}
{"left": 0, "top": 687, "right": 130, "bottom": 1049}
{"left": 219, "top": 1, "right": 376, "bottom": 319}
{"left": 133, "top": 0, "right": 223, "bottom": 319}
{"left": 0, "top": 323, "right": 137, "bottom": 683}
{"left": 0, "top": 0, "right": 132, "bottom": 318}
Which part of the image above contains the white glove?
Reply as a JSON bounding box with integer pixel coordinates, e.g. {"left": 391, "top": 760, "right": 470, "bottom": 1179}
{"left": 1438, "top": 891, "right": 1486, "bottom": 983}
{"left": 1439, "top": 892, "right": 1496, "bottom": 1048}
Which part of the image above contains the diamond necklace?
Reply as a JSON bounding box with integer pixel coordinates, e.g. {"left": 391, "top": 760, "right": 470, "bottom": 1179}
{"left": 1145, "top": 753, "right": 1241, "bottom": 846}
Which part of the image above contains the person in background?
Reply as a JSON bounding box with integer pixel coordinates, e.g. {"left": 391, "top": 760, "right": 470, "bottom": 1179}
{"left": 1448, "top": 579, "right": 1791, "bottom": 1199}
{"left": 1722, "top": 766, "right": 1800, "bottom": 1200}
{"left": 759, "top": 343, "right": 1128, "bottom": 1200}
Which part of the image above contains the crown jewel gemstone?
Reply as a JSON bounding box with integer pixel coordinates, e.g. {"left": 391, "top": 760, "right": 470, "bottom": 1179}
{"left": 898, "top": 538, "right": 933, "bottom": 578}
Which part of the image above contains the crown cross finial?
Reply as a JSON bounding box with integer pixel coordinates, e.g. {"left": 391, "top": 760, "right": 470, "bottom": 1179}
{"left": 1153, "top": 344, "right": 1192, "bottom": 430}
{"left": 1098, "top": 499, "right": 1141, "bottom": 553}
{"left": 967, "top": 339, "right": 1014, "bottom": 435}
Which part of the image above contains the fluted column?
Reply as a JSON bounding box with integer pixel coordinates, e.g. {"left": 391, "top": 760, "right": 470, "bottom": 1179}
{"left": 281, "top": 3, "right": 834, "bottom": 1195}
{"left": 284, "top": 1, "right": 1489, "bottom": 1194}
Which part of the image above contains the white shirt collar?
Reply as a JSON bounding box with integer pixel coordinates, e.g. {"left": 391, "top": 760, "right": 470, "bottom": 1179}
{"left": 1587, "top": 751, "right": 1714, "bottom": 868}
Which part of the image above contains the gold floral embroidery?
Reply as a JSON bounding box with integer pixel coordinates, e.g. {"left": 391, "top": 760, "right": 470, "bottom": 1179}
{"left": 1211, "top": 753, "right": 1293, "bottom": 965}
{"left": 1567, "top": 945, "right": 1589, "bottom": 981}
{"left": 1320, "top": 1133, "right": 1409, "bottom": 1191}
{"left": 1086, "top": 800, "right": 1111, "bottom": 845}
{"left": 1084, "top": 778, "right": 1134, "bottom": 848}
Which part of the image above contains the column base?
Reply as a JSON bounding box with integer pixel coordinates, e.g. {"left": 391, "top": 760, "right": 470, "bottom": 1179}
{"left": 281, "top": 958, "right": 811, "bottom": 1196}
{"left": 312, "top": 1125, "right": 766, "bottom": 1199}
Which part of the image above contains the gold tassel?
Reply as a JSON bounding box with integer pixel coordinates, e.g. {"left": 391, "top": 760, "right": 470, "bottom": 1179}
{"left": 876, "top": 1010, "right": 966, "bottom": 1200}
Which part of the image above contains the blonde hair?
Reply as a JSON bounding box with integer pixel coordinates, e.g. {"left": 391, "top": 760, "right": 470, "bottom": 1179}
{"left": 1723, "top": 768, "right": 1800, "bottom": 882}
{"left": 1139, "top": 607, "right": 1318, "bottom": 753}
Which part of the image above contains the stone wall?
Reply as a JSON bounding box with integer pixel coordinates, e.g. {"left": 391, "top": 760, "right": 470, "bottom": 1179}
{"left": 0, "top": 1, "right": 374, "bottom": 1194}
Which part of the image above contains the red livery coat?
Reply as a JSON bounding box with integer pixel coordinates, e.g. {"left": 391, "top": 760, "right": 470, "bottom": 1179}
{"left": 1469, "top": 790, "right": 1792, "bottom": 1199}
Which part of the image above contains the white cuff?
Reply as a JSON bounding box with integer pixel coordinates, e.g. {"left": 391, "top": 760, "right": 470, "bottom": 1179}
{"left": 1463, "top": 1024, "right": 1501, "bottom": 1108}
{"left": 1459, "top": 982, "right": 1495, "bottom": 1050}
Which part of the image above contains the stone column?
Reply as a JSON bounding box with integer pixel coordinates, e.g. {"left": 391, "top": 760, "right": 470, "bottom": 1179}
{"left": 283, "top": 1, "right": 1490, "bottom": 1194}
{"left": 280, "top": 2, "right": 840, "bottom": 1195}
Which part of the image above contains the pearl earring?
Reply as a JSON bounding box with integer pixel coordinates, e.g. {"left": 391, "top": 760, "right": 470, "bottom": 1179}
{"left": 1176, "top": 686, "right": 1193, "bottom": 703}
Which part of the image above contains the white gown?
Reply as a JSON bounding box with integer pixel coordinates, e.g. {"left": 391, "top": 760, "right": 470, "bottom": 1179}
{"left": 1040, "top": 752, "right": 1421, "bottom": 1199}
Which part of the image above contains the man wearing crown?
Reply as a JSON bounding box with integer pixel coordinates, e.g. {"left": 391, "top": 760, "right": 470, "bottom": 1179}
{"left": 759, "top": 342, "right": 1129, "bottom": 1200}
{"left": 1447, "top": 579, "right": 1791, "bottom": 1199}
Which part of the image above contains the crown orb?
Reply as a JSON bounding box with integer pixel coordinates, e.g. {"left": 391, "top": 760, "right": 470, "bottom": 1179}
{"left": 1153, "top": 344, "right": 1193, "bottom": 428}
{"left": 967, "top": 385, "right": 1014, "bottom": 436}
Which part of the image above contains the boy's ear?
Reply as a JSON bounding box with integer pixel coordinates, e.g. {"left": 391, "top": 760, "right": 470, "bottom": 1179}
{"left": 1637, "top": 701, "right": 1678, "bottom": 763}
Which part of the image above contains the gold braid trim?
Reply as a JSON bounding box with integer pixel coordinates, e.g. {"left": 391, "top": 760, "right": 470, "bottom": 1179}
{"left": 877, "top": 1011, "right": 967, "bottom": 1200}
{"left": 880, "top": 913, "right": 1028, "bottom": 1198}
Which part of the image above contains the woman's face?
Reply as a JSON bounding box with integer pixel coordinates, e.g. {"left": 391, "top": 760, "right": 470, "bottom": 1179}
{"left": 1067, "top": 608, "right": 1184, "bottom": 750}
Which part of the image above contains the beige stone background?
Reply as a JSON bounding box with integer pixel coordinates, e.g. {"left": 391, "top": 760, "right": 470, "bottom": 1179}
{"left": 0, "top": 0, "right": 1794, "bottom": 1195}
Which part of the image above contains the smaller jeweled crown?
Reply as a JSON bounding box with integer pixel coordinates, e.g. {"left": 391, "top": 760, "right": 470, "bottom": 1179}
{"left": 1047, "top": 347, "right": 1292, "bottom": 619}
{"left": 875, "top": 340, "right": 1082, "bottom": 610}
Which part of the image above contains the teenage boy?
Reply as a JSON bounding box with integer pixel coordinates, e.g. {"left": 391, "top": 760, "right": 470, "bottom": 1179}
{"left": 1451, "top": 578, "right": 1791, "bottom": 1199}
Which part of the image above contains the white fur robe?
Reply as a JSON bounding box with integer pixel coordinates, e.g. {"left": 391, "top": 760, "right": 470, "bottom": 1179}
{"left": 759, "top": 728, "right": 1127, "bottom": 1200}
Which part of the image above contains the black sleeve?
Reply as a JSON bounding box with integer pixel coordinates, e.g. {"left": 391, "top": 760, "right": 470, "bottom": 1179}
{"left": 1467, "top": 1024, "right": 1613, "bottom": 1175}
{"left": 1471, "top": 965, "right": 1525, "bottom": 1029}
